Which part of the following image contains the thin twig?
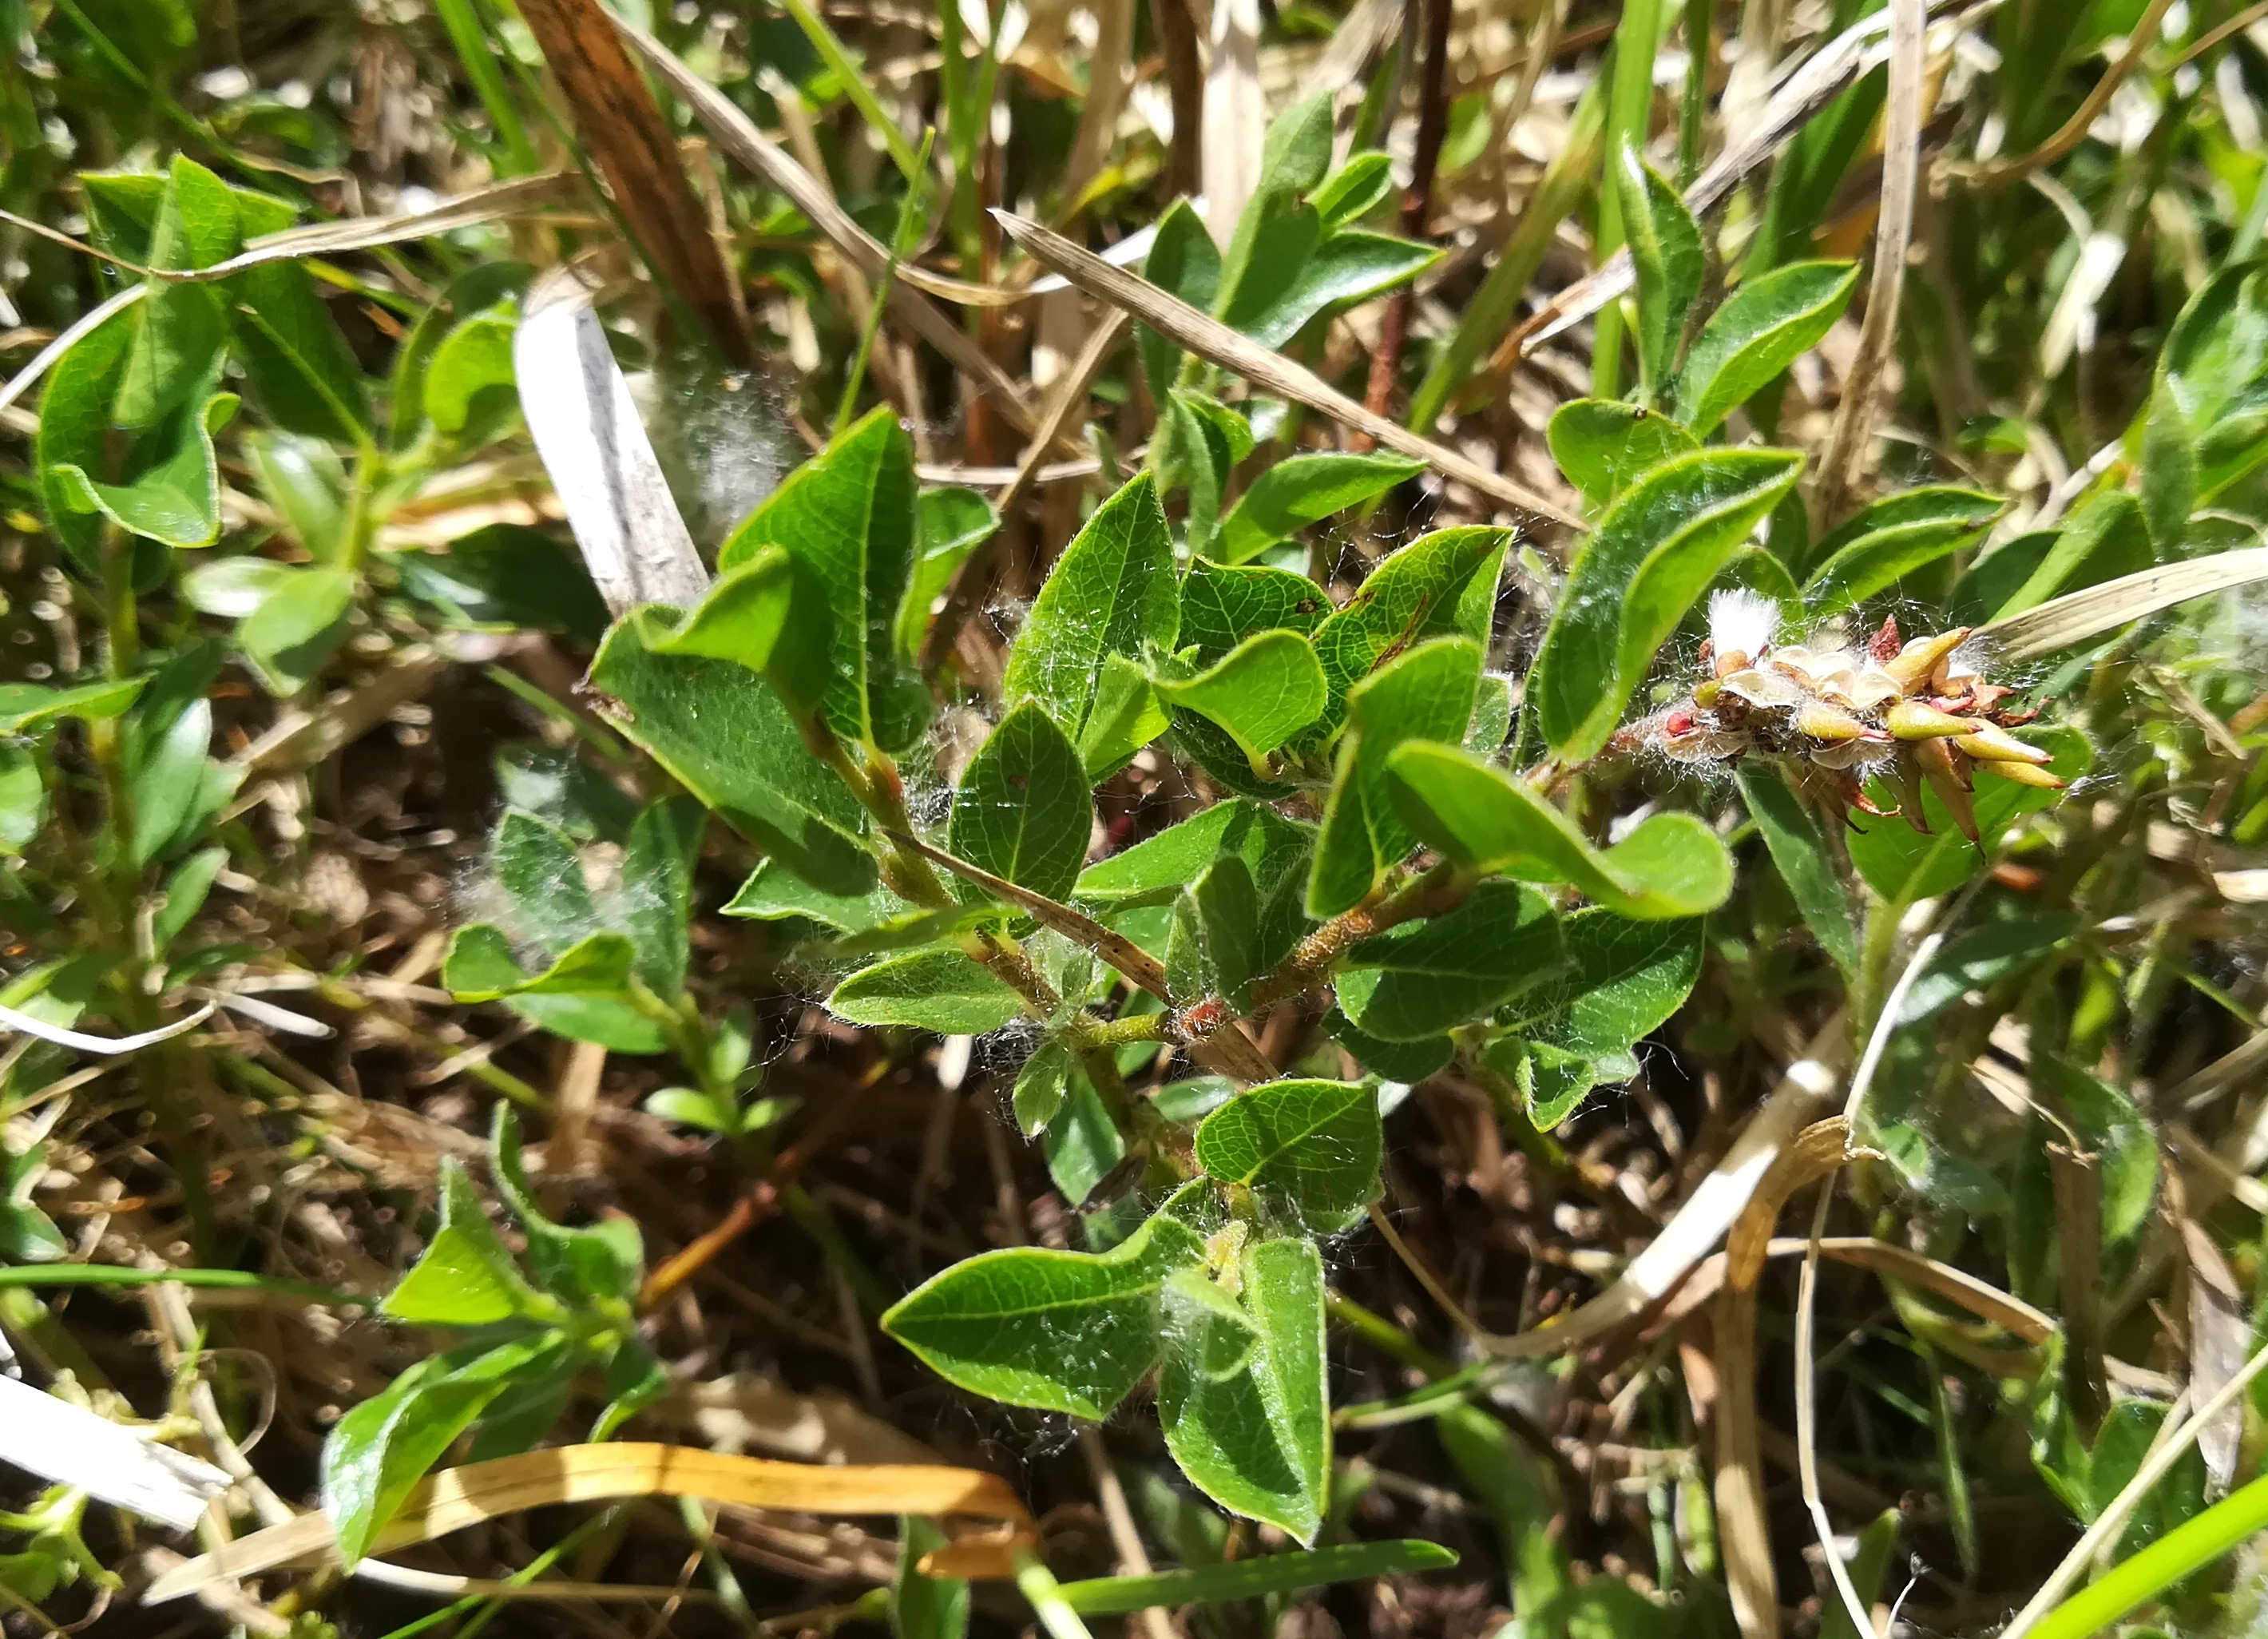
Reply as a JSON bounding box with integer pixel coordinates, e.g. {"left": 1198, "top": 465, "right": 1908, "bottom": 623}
{"left": 1947, "top": 0, "right": 2180, "bottom": 187}
{"left": 1354, "top": 0, "right": 1453, "bottom": 442}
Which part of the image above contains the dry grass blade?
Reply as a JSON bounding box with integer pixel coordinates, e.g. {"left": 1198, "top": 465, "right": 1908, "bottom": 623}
{"left": 990, "top": 211, "right": 1584, "bottom": 528}
{"left": 1971, "top": 547, "right": 2268, "bottom": 662}
{"left": 0, "top": 175, "right": 580, "bottom": 287}
{"left": 613, "top": 17, "right": 1052, "bottom": 441}
{"left": 1766, "top": 1237, "right": 2054, "bottom": 1342}
{"left": 0, "top": 177, "right": 580, "bottom": 419}
{"left": 0, "top": 1000, "right": 213, "bottom": 1055}
{"left": 514, "top": 0, "right": 754, "bottom": 365}
{"left": 1715, "top": 1117, "right": 1854, "bottom": 1639}
{"left": 0, "top": 1375, "right": 229, "bottom": 1530}
{"left": 513, "top": 272, "right": 712, "bottom": 617}
{"left": 230, "top": 647, "right": 451, "bottom": 776}
{"left": 1202, "top": 0, "right": 1267, "bottom": 249}
{"left": 145, "top": 1443, "right": 1035, "bottom": 1604}
{"left": 1813, "top": 0, "right": 1926, "bottom": 521}
{"left": 1384, "top": 1030, "right": 1843, "bottom": 1356}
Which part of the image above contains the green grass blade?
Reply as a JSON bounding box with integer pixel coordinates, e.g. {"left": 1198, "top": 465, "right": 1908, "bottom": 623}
{"left": 0, "top": 1263, "right": 366, "bottom": 1307}
{"left": 1057, "top": 1542, "right": 1458, "bottom": 1613}
{"left": 2027, "top": 1471, "right": 2268, "bottom": 1639}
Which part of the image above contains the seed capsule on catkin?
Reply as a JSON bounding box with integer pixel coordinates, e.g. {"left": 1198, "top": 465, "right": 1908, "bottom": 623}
{"left": 1884, "top": 628, "right": 1972, "bottom": 693}
{"left": 1978, "top": 759, "right": 2066, "bottom": 790}
{"left": 1795, "top": 702, "right": 1871, "bottom": 743}
{"left": 1885, "top": 700, "right": 1973, "bottom": 740}
{"left": 1914, "top": 736, "right": 1980, "bottom": 842}
{"left": 1954, "top": 724, "right": 2052, "bottom": 764}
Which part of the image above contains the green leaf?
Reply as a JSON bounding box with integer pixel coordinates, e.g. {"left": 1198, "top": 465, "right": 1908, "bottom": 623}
{"left": 1324, "top": 1006, "right": 1454, "bottom": 1084}
{"left": 1336, "top": 880, "right": 1563, "bottom": 1041}
{"left": 0, "top": 745, "right": 46, "bottom": 857}
{"left": 1077, "top": 799, "right": 1316, "bottom": 909}
{"left": 1156, "top": 631, "right": 1326, "bottom": 777}
{"left": 949, "top": 700, "right": 1092, "bottom": 903}
{"left": 390, "top": 263, "right": 531, "bottom": 449}
{"left": 719, "top": 407, "right": 929, "bottom": 750}
{"left": 881, "top": 1204, "right": 1207, "bottom": 1416}
{"left": 1846, "top": 725, "right": 2092, "bottom": 903}
{"left": 1547, "top": 399, "right": 1699, "bottom": 510}
{"left": 1160, "top": 1238, "right": 1330, "bottom": 1542}
{"left": 1309, "top": 526, "right": 1505, "bottom": 737}
{"left": 1311, "top": 153, "right": 1397, "bottom": 233}
{"left": 381, "top": 1157, "right": 548, "bottom": 1327}
{"left": 1310, "top": 638, "right": 1481, "bottom": 916}
{"left": 724, "top": 860, "right": 918, "bottom": 934}
{"left": 491, "top": 808, "right": 603, "bottom": 956}
{"left": 652, "top": 546, "right": 834, "bottom": 720}
{"left": 592, "top": 607, "right": 873, "bottom": 896}
{"left": 619, "top": 797, "right": 703, "bottom": 996}
{"left": 898, "top": 487, "right": 1001, "bottom": 657}
{"left": 1168, "top": 855, "right": 1263, "bottom": 1007}
{"left": 1801, "top": 486, "right": 2002, "bottom": 614}
{"left": 2140, "top": 375, "right": 2198, "bottom": 550}
{"left": 1194, "top": 1078, "right": 1382, "bottom": 1228}
{"left": 423, "top": 304, "right": 520, "bottom": 446}
{"left": 127, "top": 697, "right": 235, "bottom": 867}
{"left": 114, "top": 157, "right": 237, "bottom": 431}
{"left": 1012, "top": 1038, "right": 1079, "bottom": 1135}
{"left": 1002, "top": 474, "right": 1180, "bottom": 741}
{"left": 388, "top": 525, "right": 609, "bottom": 641}
{"left": 0, "top": 677, "right": 145, "bottom": 733}
{"left": 1507, "top": 911, "right": 1704, "bottom": 1062}
{"left": 1215, "top": 192, "right": 1324, "bottom": 346}
{"left": 1529, "top": 448, "right": 1803, "bottom": 763}
{"left": 1215, "top": 452, "right": 1425, "bottom": 564}
{"left": 153, "top": 845, "right": 225, "bottom": 951}
{"left": 1384, "top": 742, "right": 1734, "bottom": 918}
{"left": 322, "top": 1331, "right": 573, "bottom": 1566}
{"left": 1978, "top": 491, "right": 2152, "bottom": 624}
{"left": 442, "top": 925, "right": 666, "bottom": 1054}
{"left": 238, "top": 566, "right": 355, "bottom": 695}
{"left": 491, "top": 1105, "right": 643, "bottom": 1307}
{"left": 1259, "top": 91, "right": 1335, "bottom": 195}
{"left": 1612, "top": 141, "right": 1703, "bottom": 399}
{"left": 895, "top": 1517, "right": 970, "bottom": 1639}
{"left": 1057, "top": 1541, "right": 1458, "bottom": 1614}
{"left": 1180, "top": 560, "right": 1330, "bottom": 659}
{"left": 1169, "top": 561, "right": 1333, "bottom": 796}
{"left": 0, "top": 1142, "right": 67, "bottom": 1263}
{"left": 1737, "top": 767, "right": 1858, "bottom": 974}
{"left": 1043, "top": 1066, "right": 1127, "bottom": 1207}
{"left": 1896, "top": 907, "right": 2077, "bottom": 1023}
{"left": 1077, "top": 653, "right": 1171, "bottom": 781}
{"left": 183, "top": 554, "right": 297, "bottom": 621}
{"left": 243, "top": 431, "right": 347, "bottom": 558}
{"left": 1488, "top": 1038, "right": 1603, "bottom": 1131}
{"left": 828, "top": 946, "right": 1026, "bottom": 1034}
{"left": 39, "top": 284, "right": 232, "bottom": 554}
{"left": 2034, "top": 1055, "right": 2159, "bottom": 1244}
{"left": 1139, "top": 200, "right": 1223, "bottom": 393}
{"left": 223, "top": 187, "right": 371, "bottom": 442}
{"left": 1675, "top": 261, "right": 1859, "bottom": 435}
{"left": 1236, "top": 229, "right": 1444, "bottom": 351}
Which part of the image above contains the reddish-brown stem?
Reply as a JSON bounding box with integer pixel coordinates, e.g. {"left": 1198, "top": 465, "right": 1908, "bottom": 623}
{"left": 1352, "top": 0, "right": 1454, "bottom": 445}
